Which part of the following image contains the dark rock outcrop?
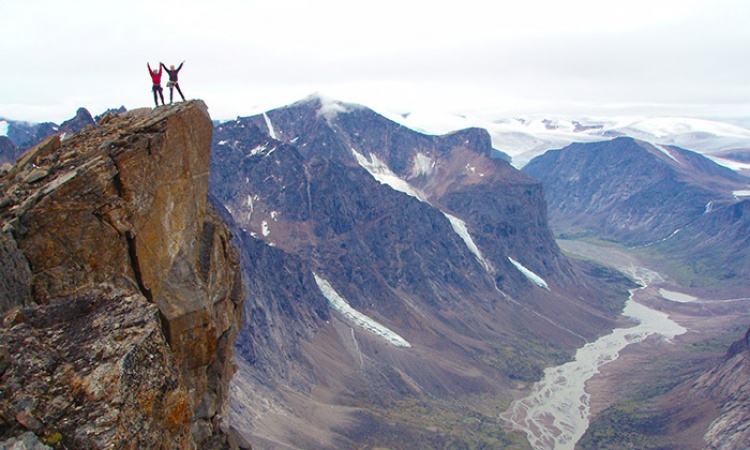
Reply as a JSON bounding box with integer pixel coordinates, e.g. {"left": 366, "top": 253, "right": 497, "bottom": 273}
{"left": 0, "top": 101, "right": 245, "bottom": 449}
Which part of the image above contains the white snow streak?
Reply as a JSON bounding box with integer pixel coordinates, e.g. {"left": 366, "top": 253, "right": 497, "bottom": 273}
{"left": 248, "top": 144, "right": 268, "bottom": 156}
{"left": 0, "top": 121, "right": 7, "bottom": 137}
{"left": 410, "top": 152, "right": 435, "bottom": 178}
{"left": 313, "top": 274, "right": 411, "bottom": 348}
{"left": 246, "top": 195, "right": 255, "bottom": 222}
{"left": 445, "top": 214, "right": 492, "bottom": 272}
{"left": 655, "top": 144, "right": 680, "bottom": 163}
{"left": 352, "top": 148, "right": 494, "bottom": 271}
{"left": 351, "top": 148, "right": 429, "bottom": 201}
{"left": 508, "top": 257, "right": 549, "bottom": 290}
{"left": 706, "top": 155, "right": 750, "bottom": 172}
{"left": 733, "top": 190, "right": 750, "bottom": 199}
{"left": 263, "top": 112, "right": 277, "bottom": 140}
{"left": 261, "top": 220, "right": 270, "bottom": 237}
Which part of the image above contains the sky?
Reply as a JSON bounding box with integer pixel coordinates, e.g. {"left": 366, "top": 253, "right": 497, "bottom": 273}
{"left": 3, "top": 0, "right": 750, "bottom": 123}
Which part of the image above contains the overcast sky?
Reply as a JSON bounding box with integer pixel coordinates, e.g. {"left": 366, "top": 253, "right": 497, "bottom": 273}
{"left": 3, "top": 0, "right": 750, "bottom": 123}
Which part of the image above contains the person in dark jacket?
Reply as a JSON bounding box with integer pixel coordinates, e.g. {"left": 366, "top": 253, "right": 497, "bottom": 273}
{"left": 160, "top": 61, "right": 186, "bottom": 103}
{"left": 147, "top": 62, "right": 165, "bottom": 106}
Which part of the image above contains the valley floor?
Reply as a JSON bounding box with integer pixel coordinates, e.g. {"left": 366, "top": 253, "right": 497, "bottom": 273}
{"left": 557, "top": 240, "right": 750, "bottom": 450}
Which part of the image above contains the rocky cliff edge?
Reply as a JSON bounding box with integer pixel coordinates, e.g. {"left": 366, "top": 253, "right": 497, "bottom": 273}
{"left": 0, "top": 101, "right": 245, "bottom": 449}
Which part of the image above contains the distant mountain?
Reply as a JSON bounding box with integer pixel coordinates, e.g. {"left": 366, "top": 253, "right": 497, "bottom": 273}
{"left": 58, "top": 107, "right": 96, "bottom": 136}
{"left": 0, "top": 136, "right": 20, "bottom": 166}
{"left": 210, "top": 95, "right": 633, "bottom": 448}
{"left": 0, "top": 106, "right": 127, "bottom": 165}
{"left": 522, "top": 136, "right": 750, "bottom": 246}
{"left": 392, "top": 112, "right": 750, "bottom": 169}
{"left": 0, "top": 118, "right": 58, "bottom": 152}
{"left": 521, "top": 135, "right": 750, "bottom": 289}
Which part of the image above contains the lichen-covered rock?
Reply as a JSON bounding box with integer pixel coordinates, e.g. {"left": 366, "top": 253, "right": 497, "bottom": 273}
{"left": 0, "top": 101, "right": 245, "bottom": 449}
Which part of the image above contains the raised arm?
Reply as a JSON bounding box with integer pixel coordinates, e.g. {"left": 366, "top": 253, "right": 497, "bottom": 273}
{"left": 176, "top": 61, "right": 184, "bottom": 72}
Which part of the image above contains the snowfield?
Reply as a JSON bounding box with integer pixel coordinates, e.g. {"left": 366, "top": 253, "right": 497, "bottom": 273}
{"left": 508, "top": 257, "right": 550, "bottom": 290}
{"left": 314, "top": 274, "right": 411, "bottom": 348}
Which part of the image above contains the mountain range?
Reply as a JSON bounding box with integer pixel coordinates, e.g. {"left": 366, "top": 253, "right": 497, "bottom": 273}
{"left": 208, "top": 95, "right": 634, "bottom": 448}
{"left": 2, "top": 96, "right": 750, "bottom": 449}
{"left": 392, "top": 110, "right": 750, "bottom": 171}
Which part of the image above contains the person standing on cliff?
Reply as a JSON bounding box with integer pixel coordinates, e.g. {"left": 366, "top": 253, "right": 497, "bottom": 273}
{"left": 147, "top": 62, "right": 165, "bottom": 107}
{"left": 160, "top": 61, "right": 186, "bottom": 103}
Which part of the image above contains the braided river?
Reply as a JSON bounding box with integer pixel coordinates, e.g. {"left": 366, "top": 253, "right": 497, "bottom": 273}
{"left": 501, "top": 241, "right": 689, "bottom": 450}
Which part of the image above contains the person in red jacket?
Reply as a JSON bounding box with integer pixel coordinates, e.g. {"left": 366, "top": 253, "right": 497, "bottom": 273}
{"left": 147, "top": 62, "right": 165, "bottom": 107}
{"left": 161, "top": 61, "right": 186, "bottom": 103}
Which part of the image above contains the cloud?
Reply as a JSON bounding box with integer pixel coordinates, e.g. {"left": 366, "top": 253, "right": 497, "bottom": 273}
{"left": 2, "top": 0, "right": 750, "bottom": 122}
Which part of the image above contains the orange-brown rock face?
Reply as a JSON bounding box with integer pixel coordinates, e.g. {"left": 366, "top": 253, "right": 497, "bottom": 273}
{"left": 0, "top": 101, "right": 245, "bottom": 449}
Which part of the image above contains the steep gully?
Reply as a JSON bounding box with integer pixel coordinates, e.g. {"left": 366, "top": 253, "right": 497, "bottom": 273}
{"left": 502, "top": 240, "right": 689, "bottom": 450}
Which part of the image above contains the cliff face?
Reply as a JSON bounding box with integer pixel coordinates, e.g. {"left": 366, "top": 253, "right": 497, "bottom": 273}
{"left": 0, "top": 101, "right": 244, "bottom": 449}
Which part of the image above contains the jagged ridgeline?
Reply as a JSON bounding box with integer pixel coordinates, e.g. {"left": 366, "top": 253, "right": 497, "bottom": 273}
{"left": 210, "top": 96, "right": 633, "bottom": 449}
{"left": 0, "top": 101, "right": 246, "bottom": 449}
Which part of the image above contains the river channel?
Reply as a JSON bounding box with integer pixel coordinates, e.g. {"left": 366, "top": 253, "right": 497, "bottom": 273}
{"left": 501, "top": 240, "right": 688, "bottom": 450}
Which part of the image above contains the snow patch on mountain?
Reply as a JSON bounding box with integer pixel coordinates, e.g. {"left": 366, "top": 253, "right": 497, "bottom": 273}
{"left": 263, "top": 112, "right": 277, "bottom": 140}
{"left": 445, "top": 214, "right": 492, "bottom": 272}
{"left": 352, "top": 148, "right": 494, "bottom": 271}
{"left": 410, "top": 152, "right": 435, "bottom": 178}
{"left": 247, "top": 144, "right": 268, "bottom": 157}
{"left": 314, "top": 273, "right": 411, "bottom": 348}
{"left": 508, "top": 257, "right": 550, "bottom": 290}
{"left": 655, "top": 144, "right": 680, "bottom": 163}
{"left": 352, "top": 148, "right": 429, "bottom": 202}
{"left": 707, "top": 154, "right": 750, "bottom": 172}
{"left": 0, "top": 120, "right": 8, "bottom": 137}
